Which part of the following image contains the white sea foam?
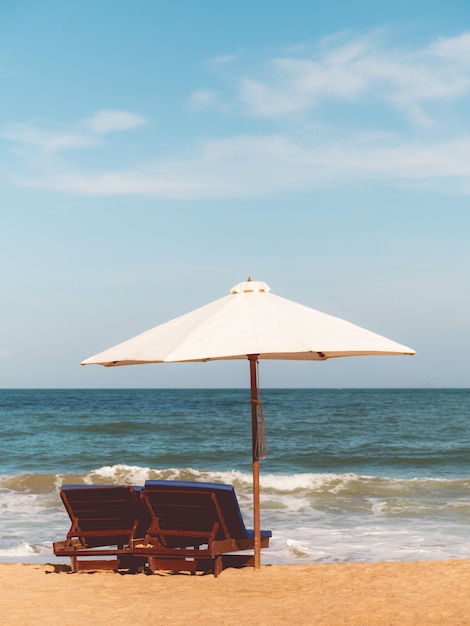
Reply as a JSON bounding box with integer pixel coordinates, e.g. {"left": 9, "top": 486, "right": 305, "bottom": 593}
{"left": 259, "top": 472, "right": 341, "bottom": 491}
{"left": 85, "top": 464, "right": 154, "bottom": 486}
{"left": 0, "top": 542, "right": 41, "bottom": 558}
{"left": 286, "top": 539, "right": 312, "bottom": 557}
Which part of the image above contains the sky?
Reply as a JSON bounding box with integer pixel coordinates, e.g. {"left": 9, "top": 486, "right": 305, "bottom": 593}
{"left": 0, "top": 0, "right": 469, "bottom": 389}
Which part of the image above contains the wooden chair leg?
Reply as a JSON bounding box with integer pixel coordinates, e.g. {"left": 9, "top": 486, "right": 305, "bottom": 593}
{"left": 214, "top": 555, "right": 223, "bottom": 577}
{"left": 148, "top": 556, "right": 156, "bottom": 574}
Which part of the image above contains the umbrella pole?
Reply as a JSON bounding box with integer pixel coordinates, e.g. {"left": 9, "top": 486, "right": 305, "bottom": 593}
{"left": 249, "top": 354, "right": 261, "bottom": 569}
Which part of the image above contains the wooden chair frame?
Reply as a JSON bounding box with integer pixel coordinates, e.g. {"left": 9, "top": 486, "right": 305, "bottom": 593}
{"left": 132, "top": 480, "right": 271, "bottom": 576}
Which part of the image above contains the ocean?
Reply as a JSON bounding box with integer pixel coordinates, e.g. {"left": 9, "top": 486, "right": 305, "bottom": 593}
{"left": 0, "top": 388, "right": 469, "bottom": 565}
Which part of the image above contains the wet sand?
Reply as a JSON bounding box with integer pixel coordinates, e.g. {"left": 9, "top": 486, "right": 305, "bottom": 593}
{"left": 2, "top": 559, "right": 470, "bottom": 625}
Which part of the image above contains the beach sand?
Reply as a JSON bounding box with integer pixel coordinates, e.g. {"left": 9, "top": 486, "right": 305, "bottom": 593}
{"left": 1, "top": 560, "right": 470, "bottom": 625}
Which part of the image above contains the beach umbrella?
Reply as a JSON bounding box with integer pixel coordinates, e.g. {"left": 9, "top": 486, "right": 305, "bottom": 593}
{"left": 81, "top": 279, "right": 415, "bottom": 568}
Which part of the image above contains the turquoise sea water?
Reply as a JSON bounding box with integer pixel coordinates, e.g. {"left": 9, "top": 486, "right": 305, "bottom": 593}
{"left": 0, "top": 388, "right": 469, "bottom": 564}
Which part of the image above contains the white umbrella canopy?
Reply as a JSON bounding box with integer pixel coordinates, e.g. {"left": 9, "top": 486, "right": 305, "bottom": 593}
{"left": 81, "top": 279, "right": 415, "bottom": 568}
{"left": 81, "top": 280, "right": 415, "bottom": 365}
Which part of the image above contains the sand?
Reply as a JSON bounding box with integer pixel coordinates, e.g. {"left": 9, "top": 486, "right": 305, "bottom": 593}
{"left": 1, "top": 559, "right": 470, "bottom": 625}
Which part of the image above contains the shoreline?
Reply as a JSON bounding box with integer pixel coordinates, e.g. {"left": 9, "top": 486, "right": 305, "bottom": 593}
{"left": 2, "top": 559, "right": 470, "bottom": 625}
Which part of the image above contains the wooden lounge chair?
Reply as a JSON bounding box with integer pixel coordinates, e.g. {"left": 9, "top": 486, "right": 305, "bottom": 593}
{"left": 53, "top": 484, "right": 148, "bottom": 572}
{"left": 133, "top": 480, "right": 272, "bottom": 576}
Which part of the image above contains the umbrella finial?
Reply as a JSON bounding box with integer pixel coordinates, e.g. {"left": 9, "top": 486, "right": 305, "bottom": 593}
{"left": 231, "top": 280, "right": 271, "bottom": 294}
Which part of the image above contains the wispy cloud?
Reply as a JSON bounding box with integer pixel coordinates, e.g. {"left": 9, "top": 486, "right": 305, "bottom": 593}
{"left": 207, "top": 54, "right": 238, "bottom": 66}
{"left": 2, "top": 109, "right": 147, "bottom": 155}
{"left": 3, "top": 32, "right": 470, "bottom": 198}
{"left": 196, "top": 31, "right": 470, "bottom": 122}
{"left": 3, "top": 124, "right": 97, "bottom": 153}
{"left": 11, "top": 132, "right": 470, "bottom": 198}
{"left": 84, "top": 110, "right": 146, "bottom": 134}
{"left": 188, "top": 89, "right": 221, "bottom": 110}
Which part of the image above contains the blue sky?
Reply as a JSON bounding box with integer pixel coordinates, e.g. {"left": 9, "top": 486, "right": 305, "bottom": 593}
{"left": 1, "top": 1, "right": 469, "bottom": 388}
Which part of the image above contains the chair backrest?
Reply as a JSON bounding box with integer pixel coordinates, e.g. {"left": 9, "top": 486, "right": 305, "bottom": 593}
{"left": 60, "top": 484, "right": 146, "bottom": 548}
{"left": 142, "top": 480, "right": 250, "bottom": 546}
